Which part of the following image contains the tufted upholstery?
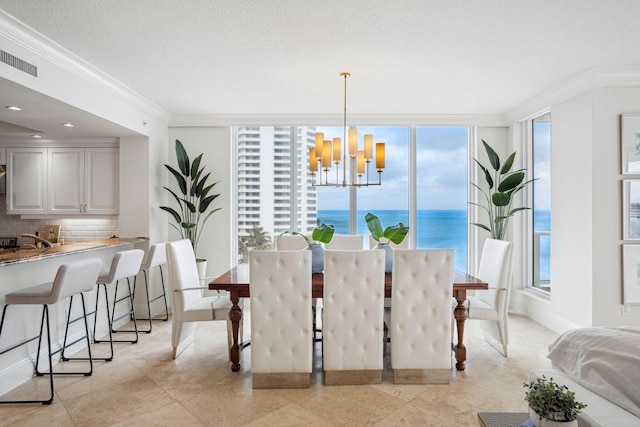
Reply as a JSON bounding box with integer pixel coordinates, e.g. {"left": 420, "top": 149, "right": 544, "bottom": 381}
{"left": 249, "top": 250, "right": 312, "bottom": 388}
{"left": 325, "top": 235, "right": 364, "bottom": 250}
{"left": 323, "top": 249, "right": 385, "bottom": 385}
{"left": 166, "top": 239, "right": 239, "bottom": 359}
{"left": 465, "top": 238, "right": 513, "bottom": 357}
{"left": 389, "top": 249, "right": 454, "bottom": 383}
{"left": 276, "top": 234, "right": 308, "bottom": 250}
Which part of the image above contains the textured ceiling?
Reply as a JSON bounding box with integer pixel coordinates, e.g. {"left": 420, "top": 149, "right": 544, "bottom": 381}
{"left": 1, "top": 0, "right": 640, "bottom": 121}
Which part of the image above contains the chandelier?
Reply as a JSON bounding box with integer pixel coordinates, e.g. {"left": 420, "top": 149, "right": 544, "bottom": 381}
{"left": 309, "top": 72, "right": 385, "bottom": 187}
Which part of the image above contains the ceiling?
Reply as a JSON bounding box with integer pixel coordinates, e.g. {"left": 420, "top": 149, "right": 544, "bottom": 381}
{"left": 1, "top": 0, "right": 640, "bottom": 137}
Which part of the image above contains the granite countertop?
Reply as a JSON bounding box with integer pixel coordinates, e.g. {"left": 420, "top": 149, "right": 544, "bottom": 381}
{"left": 0, "top": 237, "right": 148, "bottom": 267}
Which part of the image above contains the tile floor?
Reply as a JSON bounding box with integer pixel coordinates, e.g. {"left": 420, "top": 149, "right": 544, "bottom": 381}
{"left": 0, "top": 312, "right": 558, "bottom": 426}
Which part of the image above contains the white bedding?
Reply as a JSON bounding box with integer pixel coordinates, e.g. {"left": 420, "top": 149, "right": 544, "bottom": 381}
{"left": 546, "top": 326, "right": 640, "bottom": 418}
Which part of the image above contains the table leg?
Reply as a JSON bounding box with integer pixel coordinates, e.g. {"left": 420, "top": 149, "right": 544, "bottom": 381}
{"left": 453, "top": 290, "right": 468, "bottom": 371}
{"left": 228, "top": 290, "right": 242, "bottom": 372}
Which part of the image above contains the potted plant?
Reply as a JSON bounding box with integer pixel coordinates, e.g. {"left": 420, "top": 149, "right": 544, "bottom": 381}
{"left": 160, "top": 139, "right": 221, "bottom": 277}
{"left": 471, "top": 140, "right": 535, "bottom": 240}
{"left": 365, "top": 212, "right": 409, "bottom": 273}
{"left": 524, "top": 376, "right": 587, "bottom": 427}
{"left": 281, "top": 223, "right": 335, "bottom": 273}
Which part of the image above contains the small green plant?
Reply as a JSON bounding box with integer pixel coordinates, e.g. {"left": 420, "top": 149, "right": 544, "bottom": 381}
{"left": 281, "top": 223, "right": 335, "bottom": 245}
{"left": 365, "top": 212, "right": 408, "bottom": 245}
{"left": 524, "top": 376, "right": 587, "bottom": 422}
{"left": 471, "top": 140, "right": 535, "bottom": 240}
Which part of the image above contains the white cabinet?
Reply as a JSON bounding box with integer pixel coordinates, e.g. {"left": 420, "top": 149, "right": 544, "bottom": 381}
{"left": 7, "top": 148, "right": 48, "bottom": 214}
{"left": 7, "top": 146, "right": 119, "bottom": 216}
{"left": 48, "top": 147, "right": 119, "bottom": 215}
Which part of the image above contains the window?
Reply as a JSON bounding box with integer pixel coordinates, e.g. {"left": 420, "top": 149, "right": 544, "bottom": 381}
{"left": 531, "top": 113, "right": 551, "bottom": 292}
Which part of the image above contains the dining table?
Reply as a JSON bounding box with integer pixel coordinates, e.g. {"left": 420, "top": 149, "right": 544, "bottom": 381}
{"left": 209, "top": 265, "right": 487, "bottom": 372}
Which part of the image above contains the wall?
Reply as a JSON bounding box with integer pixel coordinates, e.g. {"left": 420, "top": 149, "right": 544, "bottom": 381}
{"left": 166, "top": 127, "right": 233, "bottom": 279}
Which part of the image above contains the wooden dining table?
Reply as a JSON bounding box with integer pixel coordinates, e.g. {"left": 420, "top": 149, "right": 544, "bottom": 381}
{"left": 209, "top": 265, "right": 487, "bottom": 372}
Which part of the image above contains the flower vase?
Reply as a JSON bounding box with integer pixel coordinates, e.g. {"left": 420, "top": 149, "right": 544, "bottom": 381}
{"left": 540, "top": 420, "right": 578, "bottom": 427}
{"left": 307, "top": 242, "right": 325, "bottom": 273}
{"left": 528, "top": 407, "right": 541, "bottom": 426}
{"left": 374, "top": 242, "right": 394, "bottom": 273}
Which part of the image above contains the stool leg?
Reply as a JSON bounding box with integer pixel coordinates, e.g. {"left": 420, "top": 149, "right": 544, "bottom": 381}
{"left": 58, "top": 294, "right": 94, "bottom": 375}
{"left": 109, "top": 278, "right": 139, "bottom": 343}
{"left": 133, "top": 270, "right": 153, "bottom": 333}
{"left": 92, "top": 283, "right": 115, "bottom": 361}
{"left": 158, "top": 266, "right": 169, "bottom": 321}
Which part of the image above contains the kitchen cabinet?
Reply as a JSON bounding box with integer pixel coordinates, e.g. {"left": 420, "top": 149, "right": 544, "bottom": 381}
{"left": 6, "top": 148, "right": 48, "bottom": 214}
{"left": 7, "top": 146, "right": 119, "bottom": 215}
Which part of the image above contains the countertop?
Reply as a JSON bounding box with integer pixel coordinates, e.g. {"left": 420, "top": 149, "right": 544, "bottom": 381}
{"left": 0, "top": 237, "right": 148, "bottom": 267}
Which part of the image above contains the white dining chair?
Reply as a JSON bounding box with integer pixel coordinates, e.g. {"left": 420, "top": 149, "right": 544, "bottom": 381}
{"left": 325, "top": 235, "right": 364, "bottom": 250}
{"left": 276, "top": 234, "right": 308, "bottom": 250}
{"left": 323, "top": 249, "right": 385, "bottom": 385}
{"left": 389, "top": 249, "right": 454, "bottom": 384}
{"left": 249, "top": 250, "right": 312, "bottom": 388}
{"left": 462, "top": 238, "right": 513, "bottom": 357}
{"left": 166, "top": 239, "right": 240, "bottom": 359}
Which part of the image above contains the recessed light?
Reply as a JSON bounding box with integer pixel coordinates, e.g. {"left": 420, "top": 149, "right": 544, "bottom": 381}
{"left": 31, "top": 134, "right": 42, "bottom": 139}
{"left": 6, "top": 105, "right": 22, "bottom": 111}
{"left": 62, "top": 123, "right": 75, "bottom": 127}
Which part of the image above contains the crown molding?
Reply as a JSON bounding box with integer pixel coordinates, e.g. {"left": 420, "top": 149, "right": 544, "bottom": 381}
{"left": 505, "top": 66, "right": 640, "bottom": 123}
{"left": 0, "top": 10, "right": 170, "bottom": 124}
{"left": 169, "top": 114, "right": 508, "bottom": 128}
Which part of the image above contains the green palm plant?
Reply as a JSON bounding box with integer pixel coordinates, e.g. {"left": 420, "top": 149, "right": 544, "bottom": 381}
{"left": 470, "top": 140, "right": 536, "bottom": 240}
{"left": 160, "top": 139, "right": 221, "bottom": 258}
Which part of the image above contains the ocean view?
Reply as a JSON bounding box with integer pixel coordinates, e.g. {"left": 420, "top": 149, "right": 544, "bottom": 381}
{"left": 318, "top": 209, "right": 551, "bottom": 278}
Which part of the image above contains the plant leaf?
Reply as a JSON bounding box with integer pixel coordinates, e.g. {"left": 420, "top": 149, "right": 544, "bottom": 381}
{"left": 474, "top": 158, "right": 494, "bottom": 189}
{"left": 482, "top": 140, "right": 500, "bottom": 171}
{"left": 181, "top": 222, "right": 196, "bottom": 229}
{"left": 191, "top": 154, "right": 203, "bottom": 180}
{"left": 384, "top": 223, "right": 409, "bottom": 244}
{"left": 492, "top": 192, "right": 511, "bottom": 206}
{"left": 312, "top": 223, "right": 335, "bottom": 243}
{"left": 365, "top": 212, "right": 384, "bottom": 241}
{"left": 165, "top": 165, "right": 187, "bottom": 195}
{"left": 184, "top": 199, "right": 197, "bottom": 213}
{"left": 175, "top": 139, "right": 190, "bottom": 177}
{"left": 471, "top": 223, "right": 491, "bottom": 232}
{"left": 500, "top": 152, "right": 516, "bottom": 174}
{"left": 160, "top": 206, "right": 181, "bottom": 224}
{"left": 498, "top": 171, "right": 525, "bottom": 192}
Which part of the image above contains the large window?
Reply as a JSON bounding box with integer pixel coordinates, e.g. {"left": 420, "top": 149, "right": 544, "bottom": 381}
{"left": 531, "top": 113, "right": 551, "bottom": 291}
{"left": 235, "top": 125, "right": 468, "bottom": 268}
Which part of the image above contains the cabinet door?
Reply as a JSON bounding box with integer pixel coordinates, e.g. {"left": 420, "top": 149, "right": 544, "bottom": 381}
{"left": 7, "top": 148, "right": 48, "bottom": 214}
{"left": 85, "top": 148, "right": 119, "bottom": 214}
{"left": 48, "top": 148, "right": 84, "bottom": 214}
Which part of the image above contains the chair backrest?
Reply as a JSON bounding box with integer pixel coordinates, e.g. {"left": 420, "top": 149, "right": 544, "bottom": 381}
{"left": 140, "top": 242, "right": 167, "bottom": 270}
{"left": 477, "top": 239, "right": 514, "bottom": 314}
{"left": 368, "top": 235, "right": 409, "bottom": 249}
{"left": 390, "top": 249, "right": 454, "bottom": 370}
{"left": 53, "top": 258, "right": 103, "bottom": 301}
{"left": 276, "top": 234, "right": 308, "bottom": 250}
{"left": 98, "top": 249, "right": 145, "bottom": 283}
{"left": 325, "top": 235, "right": 363, "bottom": 250}
{"left": 166, "top": 239, "right": 203, "bottom": 311}
{"left": 323, "top": 249, "right": 385, "bottom": 371}
{"left": 249, "top": 250, "right": 312, "bottom": 374}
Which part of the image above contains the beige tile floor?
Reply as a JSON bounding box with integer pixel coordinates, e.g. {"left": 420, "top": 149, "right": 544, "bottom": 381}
{"left": 0, "top": 312, "right": 557, "bottom": 426}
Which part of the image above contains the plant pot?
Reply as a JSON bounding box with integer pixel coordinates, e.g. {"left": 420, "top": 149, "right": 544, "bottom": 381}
{"left": 306, "top": 243, "right": 324, "bottom": 273}
{"left": 540, "top": 419, "right": 577, "bottom": 427}
{"left": 528, "top": 406, "right": 541, "bottom": 426}
{"left": 374, "top": 242, "right": 393, "bottom": 273}
{"left": 196, "top": 259, "right": 208, "bottom": 282}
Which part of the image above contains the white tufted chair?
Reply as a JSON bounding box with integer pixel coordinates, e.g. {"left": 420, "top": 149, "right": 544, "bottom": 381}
{"left": 463, "top": 239, "right": 513, "bottom": 357}
{"left": 249, "top": 250, "right": 312, "bottom": 388}
{"left": 325, "top": 235, "right": 364, "bottom": 250}
{"left": 368, "top": 235, "right": 409, "bottom": 249}
{"left": 276, "top": 234, "right": 308, "bottom": 250}
{"left": 323, "top": 249, "right": 385, "bottom": 385}
{"left": 166, "top": 239, "right": 240, "bottom": 359}
{"left": 388, "top": 249, "right": 454, "bottom": 384}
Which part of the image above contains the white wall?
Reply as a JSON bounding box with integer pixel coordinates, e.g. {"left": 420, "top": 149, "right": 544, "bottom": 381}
{"left": 166, "top": 127, "right": 233, "bottom": 279}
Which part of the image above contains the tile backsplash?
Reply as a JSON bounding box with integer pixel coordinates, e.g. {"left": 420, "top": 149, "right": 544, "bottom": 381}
{"left": 0, "top": 195, "right": 118, "bottom": 245}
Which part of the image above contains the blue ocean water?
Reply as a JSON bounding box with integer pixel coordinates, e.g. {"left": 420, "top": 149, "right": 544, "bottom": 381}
{"left": 317, "top": 210, "right": 468, "bottom": 271}
{"left": 317, "top": 209, "right": 552, "bottom": 279}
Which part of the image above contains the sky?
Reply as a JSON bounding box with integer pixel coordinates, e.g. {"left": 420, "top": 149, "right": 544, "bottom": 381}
{"left": 316, "top": 125, "right": 469, "bottom": 211}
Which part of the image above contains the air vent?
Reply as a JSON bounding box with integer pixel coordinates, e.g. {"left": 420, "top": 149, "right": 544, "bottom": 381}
{"left": 0, "top": 49, "right": 37, "bottom": 77}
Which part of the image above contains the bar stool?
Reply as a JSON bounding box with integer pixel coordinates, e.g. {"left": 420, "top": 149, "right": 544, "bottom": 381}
{"left": 91, "top": 249, "right": 144, "bottom": 361}
{"left": 0, "top": 258, "right": 102, "bottom": 405}
{"left": 133, "top": 243, "right": 168, "bottom": 333}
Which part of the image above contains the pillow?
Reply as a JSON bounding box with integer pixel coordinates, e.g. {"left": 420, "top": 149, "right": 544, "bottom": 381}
{"left": 546, "top": 326, "right": 640, "bottom": 418}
